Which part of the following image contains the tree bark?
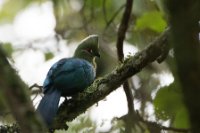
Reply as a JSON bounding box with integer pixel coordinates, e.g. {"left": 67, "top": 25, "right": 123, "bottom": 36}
{"left": 0, "top": 44, "right": 47, "bottom": 133}
{"left": 166, "top": 0, "right": 200, "bottom": 132}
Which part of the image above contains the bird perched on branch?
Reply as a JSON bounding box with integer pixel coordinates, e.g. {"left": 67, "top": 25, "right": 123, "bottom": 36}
{"left": 37, "top": 35, "right": 100, "bottom": 127}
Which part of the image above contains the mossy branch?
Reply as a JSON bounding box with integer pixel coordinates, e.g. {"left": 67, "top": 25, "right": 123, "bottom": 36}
{"left": 0, "top": 44, "right": 47, "bottom": 133}
{"left": 53, "top": 29, "right": 169, "bottom": 129}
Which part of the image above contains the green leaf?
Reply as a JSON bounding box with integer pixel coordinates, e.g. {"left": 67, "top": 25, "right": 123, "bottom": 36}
{"left": 44, "top": 52, "right": 54, "bottom": 61}
{"left": 135, "top": 11, "right": 167, "bottom": 33}
{"left": 173, "top": 106, "right": 190, "bottom": 128}
{"left": 153, "top": 83, "right": 184, "bottom": 120}
{"left": 2, "top": 42, "right": 13, "bottom": 57}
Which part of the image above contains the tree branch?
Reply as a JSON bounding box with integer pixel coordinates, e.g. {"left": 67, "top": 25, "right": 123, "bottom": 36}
{"left": 118, "top": 112, "right": 190, "bottom": 133}
{"left": 166, "top": 0, "right": 200, "bottom": 132}
{"left": 53, "top": 28, "right": 169, "bottom": 129}
{"left": 116, "top": 0, "right": 133, "bottom": 61}
{"left": 136, "top": 111, "right": 190, "bottom": 133}
{"left": 115, "top": 0, "right": 136, "bottom": 132}
{"left": 0, "top": 44, "right": 47, "bottom": 133}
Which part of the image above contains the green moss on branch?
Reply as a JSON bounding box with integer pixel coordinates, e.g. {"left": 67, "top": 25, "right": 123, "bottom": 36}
{"left": 53, "top": 29, "right": 169, "bottom": 129}
{"left": 0, "top": 44, "right": 47, "bottom": 133}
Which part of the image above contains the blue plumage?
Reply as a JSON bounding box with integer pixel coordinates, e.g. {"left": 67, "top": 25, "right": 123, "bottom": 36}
{"left": 37, "top": 58, "right": 95, "bottom": 126}
{"left": 37, "top": 87, "right": 61, "bottom": 126}
{"left": 37, "top": 35, "right": 99, "bottom": 127}
{"left": 44, "top": 58, "right": 95, "bottom": 95}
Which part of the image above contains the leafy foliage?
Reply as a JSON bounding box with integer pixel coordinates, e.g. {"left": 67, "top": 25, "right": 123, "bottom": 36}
{"left": 44, "top": 52, "right": 54, "bottom": 61}
{"left": 154, "top": 83, "right": 190, "bottom": 128}
{"left": 135, "top": 11, "right": 167, "bottom": 33}
{"left": 2, "top": 43, "right": 13, "bottom": 58}
{"left": 0, "top": 0, "right": 192, "bottom": 132}
{"left": 64, "top": 114, "right": 96, "bottom": 133}
{"left": 173, "top": 106, "right": 190, "bottom": 128}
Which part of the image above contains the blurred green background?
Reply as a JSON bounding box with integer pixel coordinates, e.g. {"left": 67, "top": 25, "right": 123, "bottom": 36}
{"left": 0, "top": 0, "right": 190, "bottom": 133}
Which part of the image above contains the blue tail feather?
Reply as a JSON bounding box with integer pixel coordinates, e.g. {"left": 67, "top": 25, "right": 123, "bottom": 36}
{"left": 37, "top": 87, "right": 61, "bottom": 127}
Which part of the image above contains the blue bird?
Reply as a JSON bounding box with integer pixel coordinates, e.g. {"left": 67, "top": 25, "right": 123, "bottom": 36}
{"left": 37, "top": 35, "right": 100, "bottom": 127}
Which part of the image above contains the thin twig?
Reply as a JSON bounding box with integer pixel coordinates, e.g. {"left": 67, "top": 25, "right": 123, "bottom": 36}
{"left": 115, "top": 0, "right": 138, "bottom": 132}
{"left": 116, "top": 0, "right": 133, "bottom": 61}
{"left": 116, "top": 0, "right": 135, "bottom": 119}
{"left": 104, "top": 4, "right": 125, "bottom": 31}
{"left": 29, "top": 83, "right": 43, "bottom": 90}
{"left": 136, "top": 111, "right": 190, "bottom": 133}
{"left": 102, "top": 0, "right": 108, "bottom": 24}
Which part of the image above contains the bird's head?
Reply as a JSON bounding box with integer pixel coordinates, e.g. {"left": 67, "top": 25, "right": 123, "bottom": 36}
{"left": 74, "top": 35, "right": 100, "bottom": 63}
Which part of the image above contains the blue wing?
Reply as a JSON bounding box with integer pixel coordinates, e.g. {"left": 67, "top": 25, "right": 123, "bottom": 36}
{"left": 43, "top": 58, "right": 95, "bottom": 95}
{"left": 38, "top": 58, "right": 95, "bottom": 127}
{"left": 43, "top": 58, "right": 69, "bottom": 93}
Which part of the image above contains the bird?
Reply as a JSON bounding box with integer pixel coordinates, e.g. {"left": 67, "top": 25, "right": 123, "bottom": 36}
{"left": 36, "top": 35, "right": 100, "bottom": 127}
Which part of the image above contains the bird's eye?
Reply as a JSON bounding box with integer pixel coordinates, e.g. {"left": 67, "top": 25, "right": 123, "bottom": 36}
{"left": 86, "top": 48, "right": 93, "bottom": 53}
